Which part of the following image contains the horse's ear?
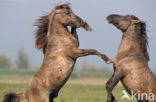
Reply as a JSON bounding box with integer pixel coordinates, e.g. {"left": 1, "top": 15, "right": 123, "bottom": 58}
{"left": 132, "top": 20, "right": 140, "bottom": 24}
{"left": 34, "top": 15, "right": 49, "bottom": 53}
{"left": 54, "top": 3, "right": 71, "bottom": 10}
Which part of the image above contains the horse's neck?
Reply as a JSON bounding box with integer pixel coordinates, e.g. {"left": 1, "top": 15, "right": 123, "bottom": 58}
{"left": 118, "top": 35, "right": 137, "bottom": 53}
{"left": 116, "top": 29, "right": 142, "bottom": 59}
{"left": 47, "top": 22, "right": 79, "bottom": 47}
{"left": 49, "top": 22, "right": 69, "bottom": 36}
{"left": 118, "top": 24, "right": 139, "bottom": 52}
{"left": 49, "top": 22, "right": 78, "bottom": 39}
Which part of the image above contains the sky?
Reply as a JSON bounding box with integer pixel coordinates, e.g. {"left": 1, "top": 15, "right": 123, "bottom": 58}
{"left": 0, "top": 0, "right": 156, "bottom": 69}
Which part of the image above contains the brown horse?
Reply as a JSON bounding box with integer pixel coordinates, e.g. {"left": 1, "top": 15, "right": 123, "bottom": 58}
{"left": 106, "top": 14, "right": 156, "bottom": 102}
{"left": 3, "top": 4, "right": 112, "bottom": 102}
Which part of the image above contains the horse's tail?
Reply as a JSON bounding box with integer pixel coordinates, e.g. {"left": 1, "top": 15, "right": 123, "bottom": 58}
{"left": 3, "top": 92, "right": 26, "bottom": 102}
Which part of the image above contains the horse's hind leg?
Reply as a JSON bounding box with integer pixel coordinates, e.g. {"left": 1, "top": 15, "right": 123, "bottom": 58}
{"left": 27, "top": 80, "right": 49, "bottom": 102}
{"left": 28, "top": 87, "right": 49, "bottom": 102}
{"left": 49, "top": 91, "right": 59, "bottom": 102}
{"left": 28, "top": 88, "right": 49, "bottom": 102}
{"left": 106, "top": 69, "right": 124, "bottom": 102}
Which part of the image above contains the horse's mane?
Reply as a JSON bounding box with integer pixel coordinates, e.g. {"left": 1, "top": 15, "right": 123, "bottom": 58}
{"left": 34, "top": 3, "right": 70, "bottom": 53}
{"left": 35, "top": 14, "right": 49, "bottom": 53}
{"left": 137, "top": 21, "right": 149, "bottom": 62}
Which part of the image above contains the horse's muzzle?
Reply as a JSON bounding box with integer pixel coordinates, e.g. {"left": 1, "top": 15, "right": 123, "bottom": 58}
{"left": 82, "top": 22, "right": 92, "bottom": 31}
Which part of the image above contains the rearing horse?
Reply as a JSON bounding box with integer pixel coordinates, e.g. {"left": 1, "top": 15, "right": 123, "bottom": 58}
{"left": 106, "top": 14, "right": 156, "bottom": 102}
{"left": 3, "top": 4, "right": 112, "bottom": 102}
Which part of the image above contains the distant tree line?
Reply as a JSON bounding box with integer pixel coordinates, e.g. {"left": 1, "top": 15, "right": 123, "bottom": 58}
{"left": 15, "top": 48, "right": 30, "bottom": 69}
{"left": 0, "top": 54, "right": 11, "bottom": 69}
{"left": 0, "top": 48, "right": 30, "bottom": 69}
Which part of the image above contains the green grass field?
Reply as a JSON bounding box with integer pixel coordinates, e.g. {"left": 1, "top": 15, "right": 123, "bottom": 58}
{"left": 0, "top": 69, "right": 136, "bottom": 102}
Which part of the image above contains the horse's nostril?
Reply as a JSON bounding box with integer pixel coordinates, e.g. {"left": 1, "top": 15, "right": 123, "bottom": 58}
{"left": 107, "top": 14, "right": 119, "bottom": 24}
{"left": 107, "top": 16, "right": 113, "bottom": 23}
{"left": 107, "top": 16, "right": 114, "bottom": 21}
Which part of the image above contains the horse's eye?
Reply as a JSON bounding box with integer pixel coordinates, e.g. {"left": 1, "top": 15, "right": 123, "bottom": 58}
{"left": 59, "top": 6, "right": 63, "bottom": 9}
{"left": 66, "top": 7, "right": 70, "bottom": 10}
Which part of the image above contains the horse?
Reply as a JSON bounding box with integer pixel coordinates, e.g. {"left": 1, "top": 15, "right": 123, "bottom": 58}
{"left": 106, "top": 14, "right": 156, "bottom": 102}
{"left": 3, "top": 4, "right": 112, "bottom": 102}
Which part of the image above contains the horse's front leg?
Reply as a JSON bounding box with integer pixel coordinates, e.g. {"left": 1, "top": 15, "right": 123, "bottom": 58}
{"left": 69, "top": 49, "right": 112, "bottom": 64}
{"left": 106, "top": 69, "right": 124, "bottom": 102}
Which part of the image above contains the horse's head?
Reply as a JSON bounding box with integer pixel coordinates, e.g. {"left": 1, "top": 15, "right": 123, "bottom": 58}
{"left": 107, "top": 14, "right": 149, "bottom": 62}
{"left": 107, "top": 14, "right": 139, "bottom": 32}
{"left": 49, "top": 3, "right": 92, "bottom": 31}
{"left": 35, "top": 3, "right": 92, "bottom": 53}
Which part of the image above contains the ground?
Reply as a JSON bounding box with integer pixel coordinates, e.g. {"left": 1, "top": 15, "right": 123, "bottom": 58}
{"left": 0, "top": 74, "right": 136, "bottom": 102}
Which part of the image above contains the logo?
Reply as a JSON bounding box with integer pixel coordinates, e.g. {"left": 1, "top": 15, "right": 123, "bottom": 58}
{"left": 121, "top": 90, "right": 130, "bottom": 100}
{"left": 121, "top": 90, "right": 155, "bottom": 101}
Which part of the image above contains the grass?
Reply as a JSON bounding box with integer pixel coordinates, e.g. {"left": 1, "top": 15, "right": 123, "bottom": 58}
{"left": 0, "top": 74, "right": 136, "bottom": 102}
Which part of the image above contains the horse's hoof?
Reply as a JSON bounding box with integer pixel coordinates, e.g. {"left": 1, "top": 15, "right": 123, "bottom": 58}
{"left": 107, "top": 99, "right": 117, "bottom": 102}
{"left": 113, "top": 100, "right": 118, "bottom": 102}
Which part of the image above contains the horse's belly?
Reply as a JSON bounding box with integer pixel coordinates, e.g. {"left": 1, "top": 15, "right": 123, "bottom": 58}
{"left": 57, "top": 57, "right": 75, "bottom": 79}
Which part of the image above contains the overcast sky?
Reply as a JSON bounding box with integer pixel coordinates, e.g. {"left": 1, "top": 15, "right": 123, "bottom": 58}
{"left": 0, "top": 0, "right": 156, "bottom": 69}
